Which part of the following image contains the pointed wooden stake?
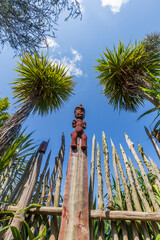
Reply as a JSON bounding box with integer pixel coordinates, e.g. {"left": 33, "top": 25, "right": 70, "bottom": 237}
{"left": 144, "top": 126, "right": 160, "bottom": 159}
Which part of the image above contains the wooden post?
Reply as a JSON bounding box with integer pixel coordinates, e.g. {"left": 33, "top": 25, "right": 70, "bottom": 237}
{"left": 111, "top": 140, "right": 128, "bottom": 240}
{"left": 97, "top": 143, "right": 105, "bottom": 240}
{"left": 49, "top": 134, "right": 65, "bottom": 240}
{"left": 102, "top": 132, "right": 118, "bottom": 240}
{"left": 112, "top": 140, "right": 139, "bottom": 240}
{"left": 4, "top": 141, "right": 48, "bottom": 240}
{"left": 58, "top": 138, "right": 89, "bottom": 239}
{"left": 144, "top": 126, "right": 160, "bottom": 159}
{"left": 120, "top": 145, "right": 150, "bottom": 240}
{"left": 58, "top": 104, "right": 89, "bottom": 240}
{"left": 129, "top": 157, "right": 160, "bottom": 237}
{"left": 89, "top": 134, "right": 96, "bottom": 240}
{"left": 125, "top": 133, "right": 160, "bottom": 212}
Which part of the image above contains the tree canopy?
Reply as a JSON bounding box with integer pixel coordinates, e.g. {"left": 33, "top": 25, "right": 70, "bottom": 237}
{"left": 0, "top": 0, "right": 81, "bottom": 53}
{"left": 94, "top": 33, "right": 160, "bottom": 112}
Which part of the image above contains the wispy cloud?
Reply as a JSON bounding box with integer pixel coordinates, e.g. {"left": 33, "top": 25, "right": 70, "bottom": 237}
{"left": 101, "top": 0, "right": 129, "bottom": 13}
{"left": 54, "top": 48, "right": 83, "bottom": 77}
{"left": 42, "top": 37, "right": 83, "bottom": 77}
{"left": 42, "top": 37, "right": 59, "bottom": 50}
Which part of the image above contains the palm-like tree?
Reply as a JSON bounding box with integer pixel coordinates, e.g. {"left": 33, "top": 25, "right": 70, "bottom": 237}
{"left": 94, "top": 34, "right": 160, "bottom": 112}
{"left": 0, "top": 52, "right": 75, "bottom": 157}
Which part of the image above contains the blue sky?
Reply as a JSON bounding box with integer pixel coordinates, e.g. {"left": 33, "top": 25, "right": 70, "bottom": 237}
{"left": 0, "top": 0, "right": 160, "bottom": 196}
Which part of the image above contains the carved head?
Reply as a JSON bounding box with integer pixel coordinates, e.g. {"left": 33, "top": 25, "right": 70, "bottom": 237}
{"left": 74, "top": 104, "right": 85, "bottom": 119}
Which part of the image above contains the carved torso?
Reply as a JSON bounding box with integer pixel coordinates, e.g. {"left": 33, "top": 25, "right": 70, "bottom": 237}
{"left": 72, "top": 119, "right": 86, "bottom": 134}
{"left": 71, "top": 104, "right": 87, "bottom": 150}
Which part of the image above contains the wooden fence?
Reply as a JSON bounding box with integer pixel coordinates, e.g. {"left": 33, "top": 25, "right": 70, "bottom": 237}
{"left": 0, "top": 128, "right": 160, "bottom": 239}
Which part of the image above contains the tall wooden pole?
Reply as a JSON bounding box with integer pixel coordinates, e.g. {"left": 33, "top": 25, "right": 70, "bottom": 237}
{"left": 58, "top": 104, "right": 89, "bottom": 240}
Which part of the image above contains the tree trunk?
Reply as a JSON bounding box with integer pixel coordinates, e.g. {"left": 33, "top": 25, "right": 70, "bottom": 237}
{"left": 143, "top": 92, "right": 160, "bottom": 108}
{"left": 0, "top": 101, "right": 32, "bottom": 158}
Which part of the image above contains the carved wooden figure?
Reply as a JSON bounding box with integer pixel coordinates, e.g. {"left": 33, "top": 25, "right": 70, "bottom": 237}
{"left": 71, "top": 104, "right": 87, "bottom": 149}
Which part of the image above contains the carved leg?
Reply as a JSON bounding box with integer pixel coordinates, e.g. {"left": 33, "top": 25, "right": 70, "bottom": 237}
{"left": 71, "top": 131, "right": 78, "bottom": 149}
{"left": 81, "top": 132, "right": 87, "bottom": 150}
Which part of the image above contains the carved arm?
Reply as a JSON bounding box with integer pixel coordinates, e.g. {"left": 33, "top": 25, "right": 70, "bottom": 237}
{"left": 72, "top": 119, "right": 77, "bottom": 128}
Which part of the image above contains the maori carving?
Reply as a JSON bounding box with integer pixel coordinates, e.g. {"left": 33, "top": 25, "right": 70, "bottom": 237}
{"left": 71, "top": 104, "right": 87, "bottom": 149}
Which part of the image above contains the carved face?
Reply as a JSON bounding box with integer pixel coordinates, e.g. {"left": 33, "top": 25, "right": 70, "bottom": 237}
{"left": 74, "top": 105, "right": 85, "bottom": 119}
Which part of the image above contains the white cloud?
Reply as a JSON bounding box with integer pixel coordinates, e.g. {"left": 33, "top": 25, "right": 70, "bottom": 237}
{"left": 101, "top": 0, "right": 129, "bottom": 13}
{"left": 53, "top": 48, "right": 83, "bottom": 77}
{"left": 42, "top": 37, "right": 59, "bottom": 50}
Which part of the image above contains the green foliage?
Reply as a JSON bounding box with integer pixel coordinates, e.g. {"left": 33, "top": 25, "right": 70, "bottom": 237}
{"left": 94, "top": 34, "right": 160, "bottom": 112}
{"left": 0, "top": 97, "right": 11, "bottom": 127}
{"left": 0, "top": 204, "right": 47, "bottom": 240}
{"left": 0, "top": 129, "right": 35, "bottom": 175}
{"left": 0, "top": 0, "right": 81, "bottom": 53}
{"left": 138, "top": 71, "right": 160, "bottom": 130}
{"left": 11, "top": 52, "right": 75, "bottom": 115}
{"left": 153, "top": 185, "right": 160, "bottom": 206}
{"left": 156, "top": 234, "right": 160, "bottom": 240}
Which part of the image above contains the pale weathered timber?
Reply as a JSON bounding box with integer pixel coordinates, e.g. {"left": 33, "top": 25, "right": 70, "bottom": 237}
{"left": 111, "top": 140, "right": 128, "bottom": 240}
{"left": 1, "top": 158, "right": 25, "bottom": 201}
{"left": 144, "top": 126, "right": 160, "bottom": 159}
{"left": 39, "top": 169, "right": 50, "bottom": 205}
{"left": 102, "top": 132, "right": 119, "bottom": 240}
{"left": 0, "top": 159, "right": 13, "bottom": 186}
{"left": 58, "top": 138, "right": 89, "bottom": 240}
{"left": 46, "top": 157, "right": 58, "bottom": 207}
{"left": 32, "top": 150, "right": 51, "bottom": 203}
{"left": 38, "top": 134, "right": 65, "bottom": 239}
{"left": 4, "top": 152, "right": 44, "bottom": 240}
{"left": 27, "top": 169, "right": 50, "bottom": 240}
{"left": 38, "top": 156, "right": 59, "bottom": 237}
{"left": 112, "top": 141, "right": 139, "bottom": 240}
{"left": 49, "top": 134, "right": 65, "bottom": 240}
{"left": 120, "top": 145, "right": 150, "bottom": 240}
{"left": 149, "top": 157, "right": 160, "bottom": 179}
{"left": 125, "top": 133, "right": 160, "bottom": 212}
{"left": 138, "top": 144, "right": 160, "bottom": 191}
{"left": 8, "top": 152, "right": 36, "bottom": 202}
{"left": 129, "top": 158, "right": 160, "bottom": 237}
{"left": 89, "top": 135, "right": 96, "bottom": 240}
{"left": 0, "top": 159, "right": 18, "bottom": 196}
{"left": 97, "top": 143, "right": 105, "bottom": 240}
{"left": 3, "top": 206, "right": 160, "bottom": 222}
